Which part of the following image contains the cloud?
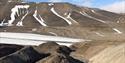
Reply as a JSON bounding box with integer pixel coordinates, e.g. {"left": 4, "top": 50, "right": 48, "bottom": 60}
{"left": 72, "top": 0, "right": 93, "bottom": 6}
{"left": 49, "top": 0, "right": 62, "bottom": 2}
{"left": 48, "top": 0, "right": 93, "bottom": 7}
{"left": 101, "top": 1, "right": 125, "bottom": 13}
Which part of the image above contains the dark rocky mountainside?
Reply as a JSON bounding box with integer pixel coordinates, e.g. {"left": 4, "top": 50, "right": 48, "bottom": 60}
{"left": 0, "top": 42, "right": 85, "bottom": 63}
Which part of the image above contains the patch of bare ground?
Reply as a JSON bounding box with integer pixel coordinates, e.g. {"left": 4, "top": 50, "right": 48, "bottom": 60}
{"left": 70, "top": 41, "right": 125, "bottom": 63}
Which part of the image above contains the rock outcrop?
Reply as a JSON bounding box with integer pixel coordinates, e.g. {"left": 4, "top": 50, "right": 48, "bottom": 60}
{"left": 0, "top": 42, "right": 85, "bottom": 63}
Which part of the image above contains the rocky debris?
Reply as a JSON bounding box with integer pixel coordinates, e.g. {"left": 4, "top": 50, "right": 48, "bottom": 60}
{"left": 0, "top": 44, "right": 23, "bottom": 58}
{"left": 36, "top": 54, "right": 69, "bottom": 63}
{"left": 0, "top": 46, "right": 49, "bottom": 63}
{"left": 33, "top": 42, "right": 60, "bottom": 54}
{"left": 0, "top": 42, "right": 85, "bottom": 63}
{"left": 70, "top": 42, "right": 89, "bottom": 63}
{"left": 34, "top": 42, "right": 72, "bottom": 55}
{"left": 36, "top": 53, "right": 83, "bottom": 63}
{"left": 35, "top": 42, "right": 83, "bottom": 63}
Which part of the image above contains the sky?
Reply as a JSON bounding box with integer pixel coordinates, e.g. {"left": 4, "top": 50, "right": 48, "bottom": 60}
{"left": 26, "top": 0, "right": 125, "bottom": 13}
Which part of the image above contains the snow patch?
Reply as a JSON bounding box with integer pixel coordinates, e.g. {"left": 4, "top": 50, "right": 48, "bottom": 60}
{"left": 91, "top": 10, "right": 96, "bottom": 14}
{"left": 50, "top": 7, "right": 72, "bottom": 25}
{"left": 117, "top": 20, "right": 120, "bottom": 23}
{"left": 16, "top": 11, "right": 29, "bottom": 26}
{"left": 64, "top": 13, "right": 68, "bottom": 15}
{"left": 95, "top": 32, "right": 105, "bottom": 37}
{"left": 80, "top": 11, "right": 106, "bottom": 23}
{"left": 0, "top": 19, "right": 5, "bottom": 26}
{"left": 33, "top": 8, "right": 47, "bottom": 26}
{"left": 51, "top": 8, "right": 79, "bottom": 25}
{"left": 48, "top": 3, "right": 54, "bottom": 6}
{"left": 8, "top": 5, "right": 30, "bottom": 26}
{"left": 112, "top": 28, "right": 122, "bottom": 34}
{"left": 8, "top": 0, "right": 12, "bottom": 2}
{"left": 66, "top": 13, "right": 78, "bottom": 24}
{"left": 49, "top": 32, "right": 57, "bottom": 36}
{"left": 32, "top": 28, "right": 37, "bottom": 32}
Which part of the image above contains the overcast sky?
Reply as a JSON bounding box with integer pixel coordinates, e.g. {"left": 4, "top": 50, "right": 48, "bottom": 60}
{"left": 26, "top": 0, "right": 125, "bottom": 13}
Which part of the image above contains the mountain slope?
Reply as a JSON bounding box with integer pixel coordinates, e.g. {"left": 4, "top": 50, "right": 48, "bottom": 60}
{"left": 0, "top": 2, "right": 125, "bottom": 41}
{"left": 0, "top": 2, "right": 123, "bottom": 27}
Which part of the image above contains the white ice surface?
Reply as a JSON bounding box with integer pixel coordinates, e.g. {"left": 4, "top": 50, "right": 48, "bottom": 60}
{"left": 0, "top": 38, "right": 72, "bottom": 46}
{"left": 0, "top": 32, "right": 87, "bottom": 46}
{"left": 0, "top": 37, "right": 45, "bottom": 46}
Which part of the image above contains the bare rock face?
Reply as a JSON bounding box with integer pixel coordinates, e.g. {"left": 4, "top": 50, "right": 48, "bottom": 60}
{"left": 36, "top": 54, "right": 70, "bottom": 63}
{"left": 0, "top": 42, "right": 85, "bottom": 63}
{"left": 36, "top": 53, "right": 84, "bottom": 63}
{"left": 34, "top": 42, "right": 60, "bottom": 54}
{"left": 34, "top": 42, "right": 72, "bottom": 55}
{"left": 0, "top": 44, "right": 23, "bottom": 58}
{"left": 35, "top": 42, "right": 82, "bottom": 63}
{"left": 0, "top": 46, "right": 49, "bottom": 63}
